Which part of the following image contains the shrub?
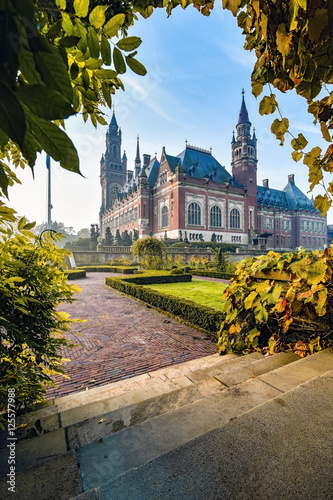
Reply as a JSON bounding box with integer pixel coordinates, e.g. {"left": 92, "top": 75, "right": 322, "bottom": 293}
{"left": 192, "top": 270, "right": 235, "bottom": 280}
{"left": 80, "top": 265, "right": 138, "bottom": 273}
{"left": 65, "top": 269, "right": 86, "bottom": 279}
{"left": 0, "top": 226, "right": 79, "bottom": 423}
{"left": 217, "top": 249, "right": 333, "bottom": 357}
{"left": 132, "top": 237, "right": 167, "bottom": 269}
{"left": 107, "top": 272, "right": 192, "bottom": 286}
{"left": 106, "top": 276, "right": 224, "bottom": 334}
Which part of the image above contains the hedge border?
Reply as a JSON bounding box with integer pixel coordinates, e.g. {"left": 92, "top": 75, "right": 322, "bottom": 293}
{"left": 65, "top": 269, "right": 86, "bottom": 279}
{"left": 79, "top": 266, "right": 138, "bottom": 273}
{"left": 191, "top": 270, "right": 234, "bottom": 280}
{"left": 105, "top": 274, "right": 224, "bottom": 334}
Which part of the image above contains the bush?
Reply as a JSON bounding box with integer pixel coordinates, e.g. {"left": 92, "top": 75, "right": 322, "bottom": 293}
{"left": 107, "top": 272, "right": 192, "bottom": 286}
{"left": 0, "top": 226, "right": 78, "bottom": 423}
{"left": 80, "top": 265, "right": 138, "bottom": 273}
{"left": 65, "top": 269, "right": 86, "bottom": 279}
{"left": 192, "top": 270, "right": 235, "bottom": 280}
{"left": 106, "top": 276, "right": 224, "bottom": 334}
{"left": 217, "top": 249, "right": 333, "bottom": 357}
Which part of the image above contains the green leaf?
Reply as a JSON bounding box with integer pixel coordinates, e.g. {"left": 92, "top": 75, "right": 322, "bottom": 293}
{"left": 25, "top": 109, "right": 81, "bottom": 175}
{"left": 320, "top": 121, "right": 332, "bottom": 143}
{"left": 0, "top": 162, "right": 10, "bottom": 198}
{"left": 251, "top": 81, "right": 263, "bottom": 98}
{"left": 314, "top": 194, "right": 332, "bottom": 217}
{"left": 32, "top": 35, "right": 73, "bottom": 103}
{"left": 16, "top": 85, "right": 75, "bottom": 120}
{"left": 296, "top": 80, "right": 322, "bottom": 100}
{"left": 87, "top": 26, "right": 99, "bottom": 59}
{"left": 101, "top": 82, "right": 112, "bottom": 108}
{"left": 292, "top": 150, "right": 303, "bottom": 162}
{"left": 55, "top": 0, "right": 66, "bottom": 8}
{"left": 117, "top": 37, "right": 142, "bottom": 52}
{"left": 81, "top": 68, "right": 90, "bottom": 90}
{"left": 73, "top": 0, "right": 89, "bottom": 18}
{"left": 222, "top": 0, "right": 242, "bottom": 16}
{"left": 103, "top": 14, "right": 125, "bottom": 37}
{"left": 244, "top": 291, "right": 258, "bottom": 310}
{"left": 125, "top": 56, "right": 147, "bottom": 76}
{"left": 113, "top": 47, "right": 126, "bottom": 74}
{"left": 89, "top": 5, "right": 106, "bottom": 29}
{"left": 0, "top": 83, "right": 26, "bottom": 150}
{"left": 70, "top": 61, "right": 79, "bottom": 80}
{"left": 94, "top": 68, "right": 117, "bottom": 79}
{"left": 291, "top": 133, "right": 308, "bottom": 150}
{"left": 101, "top": 36, "right": 111, "bottom": 65}
{"left": 271, "top": 118, "right": 289, "bottom": 145}
{"left": 61, "top": 12, "right": 73, "bottom": 36}
{"left": 259, "top": 95, "right": 277, "bottom": 115}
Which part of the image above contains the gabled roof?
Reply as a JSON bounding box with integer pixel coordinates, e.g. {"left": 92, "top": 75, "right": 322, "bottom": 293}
{"left": 145, "top": 157, "right": 160, "bottom": 187}
{"left": 176, "top": 145, "right": 234, "bottom": 184}
{"left": 283, "top": 179, "right": 317, "bottom": 211}
{"left": 165, "top": 153, "right": 180, "bottom": 172}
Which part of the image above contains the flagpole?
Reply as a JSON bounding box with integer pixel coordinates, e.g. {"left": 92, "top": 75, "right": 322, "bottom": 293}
{"left": 46, "top": 154, "right": 52, "bottom": 230}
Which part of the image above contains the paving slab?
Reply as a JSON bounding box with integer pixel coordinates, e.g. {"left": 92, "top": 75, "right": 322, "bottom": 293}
{"left": 259, "top": 347, "right": 333, "bottom": 392}
{"left": 0, "top": 451, "right": 81, "bottom": 500}
{"left": 96, "top": 372, "right": 333, "bottom": 500}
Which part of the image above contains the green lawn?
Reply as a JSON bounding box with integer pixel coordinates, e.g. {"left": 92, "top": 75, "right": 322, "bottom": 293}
{"left": 143, "top": 279, "right": 228, "bottom": 310}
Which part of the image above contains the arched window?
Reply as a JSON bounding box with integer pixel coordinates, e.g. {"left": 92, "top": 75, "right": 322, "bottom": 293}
{"left": 161, "top": 205, "right": 169, "bottom": 228}
{"left": 210, "top": 205, "right": 222, "bottom": 228}
{"left": 113, "top": 145, "right": 117, "bottom": 158}
{"left": 188, "top": 202, "right": 201, "bottom": 226}
{"left": 230, "top": 208, "right": 240, "bottom": 229}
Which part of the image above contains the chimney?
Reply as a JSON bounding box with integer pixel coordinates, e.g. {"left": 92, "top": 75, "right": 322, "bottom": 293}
{"left": 143, "top": 154, "right": 151, "bottom": 168}
{"left": 288, "top": 174, "right": 295, "bottom": 184}
{"left": 263, "top": 179, "right": 269, "bottom": 189}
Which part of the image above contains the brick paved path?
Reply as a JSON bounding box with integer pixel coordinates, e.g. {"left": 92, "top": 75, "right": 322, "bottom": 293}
{"left": 47, "top": 273, "right": 217, "bottom": 399}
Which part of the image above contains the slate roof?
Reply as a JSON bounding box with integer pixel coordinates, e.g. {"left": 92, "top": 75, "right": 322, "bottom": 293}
{"left": 176, "top": 145, "right": 235, "bottom": 184}
{"left": 257, "top": 178, "right": 319, "bottom": 212}
{"left": 283, "top": 179, "right": 317, "bottom": 211}
{"left": 257, "top": 186, "right": 290, "bottom": 209}
{"left": 238, "top": 93, "right": 250, "bottom": 125}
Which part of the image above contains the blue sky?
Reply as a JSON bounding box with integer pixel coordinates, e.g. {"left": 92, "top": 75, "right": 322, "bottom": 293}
{"left": 8, "top": 4, "right": 332, "bottom": 231}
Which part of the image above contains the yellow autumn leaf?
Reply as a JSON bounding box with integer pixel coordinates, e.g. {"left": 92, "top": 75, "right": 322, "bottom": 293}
{"left": 276, "top": 24, "right": 293, "bottom": 61}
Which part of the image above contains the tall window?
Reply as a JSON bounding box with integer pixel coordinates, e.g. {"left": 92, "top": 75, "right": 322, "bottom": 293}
{"left": 210, "top": 205, "right": 222, "bottom": 227}
{"left": 188, "top": 202, "right": 201, "bottom": 226}
{"left": 161, "top": 205, "right": 169, "bottom": 228}
{"left": 230, "top": 208, "right": 240, "bottom": 229}
{"left": 113, "top": 145, "right": 117, "bottom": 158}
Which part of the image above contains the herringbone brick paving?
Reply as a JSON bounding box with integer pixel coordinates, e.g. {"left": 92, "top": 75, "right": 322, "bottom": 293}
{"left": 47, "top": 273, "right": 217, "bottom": 399}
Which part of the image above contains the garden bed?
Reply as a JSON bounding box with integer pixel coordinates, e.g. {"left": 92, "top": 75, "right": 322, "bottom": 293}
{"left": 105, "top": 273, "right": 224, "bottom": 335}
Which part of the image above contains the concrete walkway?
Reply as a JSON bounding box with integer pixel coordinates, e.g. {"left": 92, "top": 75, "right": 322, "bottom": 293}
{"left": 48, "top": 273, "right": 217, "bottom": 399}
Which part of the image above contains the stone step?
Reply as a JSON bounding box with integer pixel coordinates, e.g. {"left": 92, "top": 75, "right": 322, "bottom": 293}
{"left": 80, "top": 369, "right": 333, "bottom": 500}
{"left": 76, "top": 348, "right": 332, "bottom": 493}
{"left": 1, "top": 353, "right": 250, "bottom": 445}
{"left": 7, "top": 351, "right": 297, "bottom": 452}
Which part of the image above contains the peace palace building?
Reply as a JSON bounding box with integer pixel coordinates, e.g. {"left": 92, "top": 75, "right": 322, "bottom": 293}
{"left": 99, "top": 94, "right": 327, "bottom": 251}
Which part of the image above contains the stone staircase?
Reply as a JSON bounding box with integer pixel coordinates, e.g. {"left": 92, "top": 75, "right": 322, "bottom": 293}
{"left": 0, "top": 348, "right": 332, "bottom": 500}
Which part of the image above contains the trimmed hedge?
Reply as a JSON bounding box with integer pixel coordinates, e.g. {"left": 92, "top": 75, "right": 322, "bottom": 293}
{"left": 107, "top": 273, "right": 192, "bottom": 286}
{"left": 80, "top": 265, "right": 138, "bottom": 273}
{"left": 64, "top": 269, "right": 86, "bottom": 279}
{"left": 105, "top": 275, "right": 224, "bottom": 334}
{"left": 191, "top": 270, "right": 234, "bottom": 280}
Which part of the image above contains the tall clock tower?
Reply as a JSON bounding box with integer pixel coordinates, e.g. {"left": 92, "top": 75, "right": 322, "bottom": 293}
{"left": 100, "top": 111, "right": 127, "bottom": 214}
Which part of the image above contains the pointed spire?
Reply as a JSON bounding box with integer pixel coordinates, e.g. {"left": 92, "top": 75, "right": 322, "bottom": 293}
{"left": 135, "top": 135, "right": 140, "bottom": 163}
{"left": 238, "top": 88, "right": 250, "bottom": 125}
{"left": 122, "top": 150, "right": 127, "bottom": 160}
{"left": 110, "top": 109, "right": 118, "bottom": 128}
{"left": 232, "top": 130, "right": 236, "bottom": 143}
{"left": 252, "top": 127, "right": 257, "bottom": 141}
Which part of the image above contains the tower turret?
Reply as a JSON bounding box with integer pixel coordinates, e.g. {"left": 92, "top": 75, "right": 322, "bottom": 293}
{"left": 135, "top": 135, "right": 141, "bottom": 177}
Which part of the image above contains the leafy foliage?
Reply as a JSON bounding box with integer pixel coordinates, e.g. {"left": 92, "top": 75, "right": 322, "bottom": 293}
{"left": 217, "top": 248, "right": 333, "bottom": 357}
{"left": 221, "top": 0, "right": 333, "bottom": 216}
{"left": 0, "top": 224, "right": 79, "bottom": 421}
{"left": 106, "top": 273, "right": 223, "bottom": 333}
{"left": 132, "top": 236, "right": 167, "bottom": 269}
